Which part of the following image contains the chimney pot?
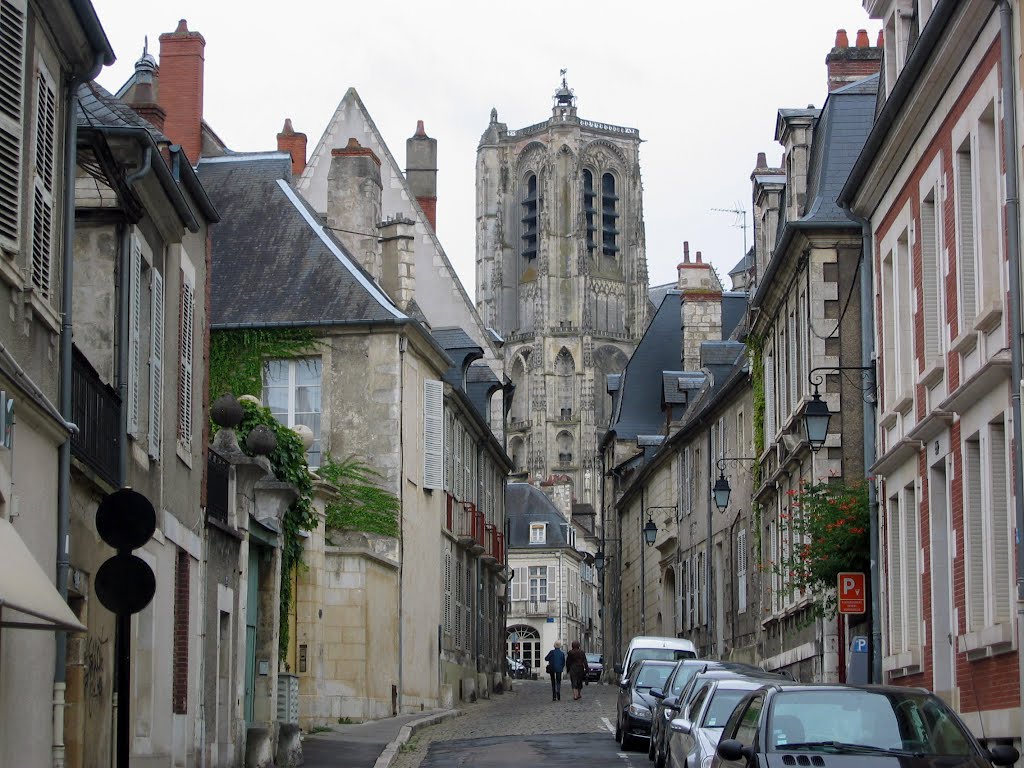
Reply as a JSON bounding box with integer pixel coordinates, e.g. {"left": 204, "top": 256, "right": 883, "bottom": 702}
{"left": 277, "top": 118, "right": 307, "bottom": 178}
{"left": 835, "top": 29, "right": 849, "bottom": 48}
{"left": 856, "top": 29, "right": 870, "bottom": 47}
{"left": 174, "top": 19, "right": 189, "bottom": 34}
{"left": 683, "top": 241, "right": 690, "bottom": 262}
{"left": 877, "top": 29, "right": 884, "bottom": 47}
{"left": 696, "top": 251, "right": 703, "bottom": 263}
{"left": 756, "top": 151, "right": 767, "bottom": 168}
{"left": 415, "top": 119, "right": 427, "bottom": 137}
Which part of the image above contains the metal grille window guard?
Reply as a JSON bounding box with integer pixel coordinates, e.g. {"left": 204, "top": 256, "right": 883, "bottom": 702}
{"left": 71, "top": 347, "right": 120, "bottom": 487}
{"left": 207, "top": 449, "right": 229, "bottom": 524}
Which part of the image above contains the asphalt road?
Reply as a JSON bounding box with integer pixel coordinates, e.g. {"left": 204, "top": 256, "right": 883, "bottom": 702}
{"left": 392, "top": 678, "right": 640, "bottom": 768}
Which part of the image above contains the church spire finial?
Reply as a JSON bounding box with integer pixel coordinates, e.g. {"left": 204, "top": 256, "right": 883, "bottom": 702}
{"left": 553, "top": 69, "right": 575, "bottom": 110}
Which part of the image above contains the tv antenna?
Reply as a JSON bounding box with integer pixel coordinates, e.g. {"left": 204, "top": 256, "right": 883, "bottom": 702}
{"left": 711, "top": 203, "right": 749, "bottom": 255}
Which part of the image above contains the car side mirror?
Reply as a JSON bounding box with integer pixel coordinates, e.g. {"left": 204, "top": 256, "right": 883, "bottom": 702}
{"left": 718, "top": 739, "right": 751, "bottom": 761}
{"left": 665, "top": 696, "right": 679, "bottom": 710}
{"left": 988, "top": 745, "right": 1020, "bottom": 766}
{"left": 614, "top": 664, "right": 624, "bottom": 674}
{"left": 670, "top": 717, "right": 693, "bottom": 734}
{"left": 651, "top": 688, "right": 666, "bottom": 700}
{"left": 619, "top": 678, "right": 630, "bottom": 689}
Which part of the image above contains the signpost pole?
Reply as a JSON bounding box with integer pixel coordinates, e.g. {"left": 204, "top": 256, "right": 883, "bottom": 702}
{"left": 116, "top": 611, "right": 131, "bottom": 768}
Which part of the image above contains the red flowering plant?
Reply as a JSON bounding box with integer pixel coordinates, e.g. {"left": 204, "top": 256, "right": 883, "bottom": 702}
{"left": 774, "top": 479, "right": 870, "bottom": 617}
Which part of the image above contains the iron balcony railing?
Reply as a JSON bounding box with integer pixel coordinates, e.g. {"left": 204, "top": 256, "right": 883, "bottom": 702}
{"left": 207, "top": 448, "right": 229, "bottom": 524}
{"left": 71, "top": 347, "right": 120, "bottom": 487}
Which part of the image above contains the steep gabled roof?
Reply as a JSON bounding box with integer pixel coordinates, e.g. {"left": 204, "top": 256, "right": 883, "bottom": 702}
{"left": 196, "top": 153, "right": 405, "bottom": 328}
{"left": 295, "top": 88, "right": 500, "bottom": 365}
{"left": 506, "top": 483, "right": 574, "bottom": 548}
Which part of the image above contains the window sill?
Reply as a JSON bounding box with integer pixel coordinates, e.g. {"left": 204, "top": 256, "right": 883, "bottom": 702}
{"left": 883, "top": 647, "right": 922, "bottom": 678}
{"left": 25, "top": 288, "right": 60, "bottom": 335}
{"left": 879, "top": 411, "right": 898, "bottom": 431}
{"left": 973, "top": 301, "right": 1002, "bottom": 334}
{"left": 0, "top": 254, "right": 24, "bottom": 293}
{"left": 950, "top": 329, "right": 978, "bottom": 355}
{"left": 918, "top": 359, "right": 945, "bottom": 389}
{"left": 957, "top": 622, "right": 1015, "bottom": 660}
{"left": 176, "top": 440, "right": 193, "bottom": 469}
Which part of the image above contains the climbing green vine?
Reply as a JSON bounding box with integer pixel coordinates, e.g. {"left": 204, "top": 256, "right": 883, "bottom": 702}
{"left": 318, "top": 454, "right": 400, "bottom": 538}
{"left": 210, "top": 328, "right": 320, "bottom": 402}
{"left": 746, "top": 334, "right": 766, "bottom": 568}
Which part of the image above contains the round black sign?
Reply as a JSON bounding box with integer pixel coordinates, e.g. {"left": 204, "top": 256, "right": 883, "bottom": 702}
{"left": 96, "top": 488, "right": 156, "bottom": 551}
{"left": 95, "top": 553, "right": 157, "bottom": 615}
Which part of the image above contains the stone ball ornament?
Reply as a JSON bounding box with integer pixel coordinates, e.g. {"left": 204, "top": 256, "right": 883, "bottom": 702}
{"left": 238, "top": 394, "right": 262, "bottom": 407}
{"left": 245, "top": 424, "right": 278, "bottom": 456}
{"left": 211, "top": 394, "right": 244, "bottom": 428}
{"left": 292, "top": 424, "right": 314, "bottom": 450}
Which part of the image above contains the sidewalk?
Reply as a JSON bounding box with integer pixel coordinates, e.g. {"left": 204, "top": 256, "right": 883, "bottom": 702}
{"left": 301, "top": 710, "right": 461, "bottom": 768}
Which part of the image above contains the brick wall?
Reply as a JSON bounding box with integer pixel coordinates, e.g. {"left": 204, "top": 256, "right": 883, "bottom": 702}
{"left": 158, "top": 20, "right": 205, "bottom": 163}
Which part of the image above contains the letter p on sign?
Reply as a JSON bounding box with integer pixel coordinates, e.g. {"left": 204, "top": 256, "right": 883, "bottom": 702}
{"left": 838, "top": 572, "right": 866, "bottom": 614}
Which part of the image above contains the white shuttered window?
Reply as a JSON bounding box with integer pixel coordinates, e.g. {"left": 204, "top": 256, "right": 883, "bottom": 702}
{"left": 127, "top": 233, "right": 143, "bottom": 435}
{"left": 177, "top": 273, "right": 195, "bottom": 452}
{"left": 148, "top": 268, "right": 164, "bottom": 459}
{"left": 0, "top": 0, "right": 26, "bottom": 250}
{"left": 423, "top": 379, "right": 444, "bottom": 489}
{"left": 30, "top": 62, "right": 56, "bottom": 300}
{"left": 737, "top": 529, "right": 748, "bottom": 614}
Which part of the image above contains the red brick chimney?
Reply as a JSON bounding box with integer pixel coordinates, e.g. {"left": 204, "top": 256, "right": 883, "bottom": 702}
{"left": 825, "top": 28, "right": 882, "bottom": 92}
{"left": 158, "top": 19, "right": 205, "bottom": 162}
{"left": 277, "top": 118, "right": 307, "bottom": 178}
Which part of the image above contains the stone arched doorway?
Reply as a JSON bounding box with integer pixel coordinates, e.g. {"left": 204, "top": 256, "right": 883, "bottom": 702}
{"left": 506, "top": 624, "right": 541, "bottom": 676}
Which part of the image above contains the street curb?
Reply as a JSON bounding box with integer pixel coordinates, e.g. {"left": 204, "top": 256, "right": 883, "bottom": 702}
{"left": 372, "top": 709, "right": 463, "bottom": 768}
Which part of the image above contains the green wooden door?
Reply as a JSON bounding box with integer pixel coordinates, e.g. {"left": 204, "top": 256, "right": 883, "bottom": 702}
{"left": 244, "top": 546, "right": 259, "bottom": 724}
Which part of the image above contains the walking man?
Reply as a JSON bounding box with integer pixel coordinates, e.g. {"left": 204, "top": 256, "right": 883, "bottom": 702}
{"left": 545, "top": 641, "right": 566, "bottom": 701}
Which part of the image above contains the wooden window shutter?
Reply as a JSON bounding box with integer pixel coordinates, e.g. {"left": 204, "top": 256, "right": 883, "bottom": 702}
{"left": 0, "top": 0, "right": 26, "bottom": 250}
{"left": 127, "top": 234, "right": 143, "bottom": 435}
{"left": 956, "top": 148, "right": 977, "bottom": 328}
{"left": 30, "top": 63, "right": 56, "bottom": 300}
{"left": 423, "top": 379, "right": 443, "bottom": 489}
{"left": 148, "top": 268, "right": 164, "bottom": 459}
{"left": 177, "top": 273, "right": 195, "bottom": 451}
{"left": 443, "top": 549, "right": 452, "bottom": 635}
{"left": 737, "top": 529, "right": 748, "bottom": 614}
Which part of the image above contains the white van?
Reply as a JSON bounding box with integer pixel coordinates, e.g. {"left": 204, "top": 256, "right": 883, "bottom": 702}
{"left": 614, "top": 636, "right": 698, "bottom": 676}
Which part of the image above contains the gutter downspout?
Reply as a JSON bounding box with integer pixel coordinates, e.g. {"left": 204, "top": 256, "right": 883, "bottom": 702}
{"left": 706, "top": 426, "right": 713, "bottom": 656}
{"left": 398, "top": 334, "right": 407, "bottom": 712}
{"left": 54, "top": 57, "right": 105, "bottom": 768}
{"left": 840, "top": 201, "right": 881, "bottom": 685}
{"left": 995, "top": 0, "right": 1024, "bottom": 604}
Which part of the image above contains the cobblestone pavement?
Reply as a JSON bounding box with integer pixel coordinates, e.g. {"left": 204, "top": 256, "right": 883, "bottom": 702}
{"left": 389, "top": 679, "right": 622, "bottom": 768}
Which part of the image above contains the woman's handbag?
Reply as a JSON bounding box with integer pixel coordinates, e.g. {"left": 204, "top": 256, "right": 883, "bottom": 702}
{"left": 545, "top": 663, "right": 553, "bottom": 674}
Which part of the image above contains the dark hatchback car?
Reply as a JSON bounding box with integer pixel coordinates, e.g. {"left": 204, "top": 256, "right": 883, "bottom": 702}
{"left": 650, "top": 663, "right": 787, "bottom": 768}
{"left": 617, "top": 660, "right": 678, "bottom": 750}
{"left": 586, "top": 652, "right": 604, "bottom": 683}
{"left": 714, "top": 684, "right": 1019, "bottom": 768}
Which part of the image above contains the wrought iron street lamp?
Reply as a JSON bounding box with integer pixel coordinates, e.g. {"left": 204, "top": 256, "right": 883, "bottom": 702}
{"left": 801, "top": 365, "right": 875, "bottom": 453}
{"left": 711, "top": 457, "right": 757, "bottom": 511}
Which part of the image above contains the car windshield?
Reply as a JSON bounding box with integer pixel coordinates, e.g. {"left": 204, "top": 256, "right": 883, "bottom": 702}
{"left": 769, "top": 690, "right": 976, "bottom": 756}
{"left": 635, "top": 664, "right": 674, "bottom": 689}
{"left": 702, "top": 688, "right": 749, "bottom": 728}
{"left": 670, "top": 665, "right": 702, "bottom": 695}
{"left": 586, "top": 653, "right": 602, "bottom": 664}
{"left": 633, "top": 648, "right": 697, "bottom": 665}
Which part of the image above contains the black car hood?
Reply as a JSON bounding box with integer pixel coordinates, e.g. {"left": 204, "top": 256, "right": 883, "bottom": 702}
{"left": 765, "top": 753, "right": 992, "bottom": 768}
{"left": 633, "top": 689, "right": 658, "bottom": 710}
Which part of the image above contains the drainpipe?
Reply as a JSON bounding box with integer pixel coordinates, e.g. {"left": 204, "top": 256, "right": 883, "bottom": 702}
{"left": 840, "top": 201, "right": 881, "bottom": 685}
{"left": 398, "top": 334, "right": 407, "bottom": 711}
{"left": 54, "top": 57, "right": 105, "bottom": 768}
{"left": 706, "top": 428, "right": 714, "bottom": 657}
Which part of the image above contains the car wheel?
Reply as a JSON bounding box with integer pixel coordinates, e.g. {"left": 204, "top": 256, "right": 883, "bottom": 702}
{"left": 656, "top": 742, "right": 667, "bottom": 768}
{"left": 621, "top": 730, "right": 636, "bottom": 751}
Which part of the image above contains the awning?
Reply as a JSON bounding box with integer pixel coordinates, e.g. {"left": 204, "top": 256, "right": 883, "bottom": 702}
{"left": 0, "top": 518, "right": 86, "bottom": 631}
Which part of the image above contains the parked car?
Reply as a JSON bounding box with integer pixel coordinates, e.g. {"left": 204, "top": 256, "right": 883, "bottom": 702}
{"left": 616, "top": 636, "right": 698, "bottom": 675}
{"left": 714, "top": 684, "right": 1019, "bottom": 768}
{"left": 616, "top": 660, "right": 678, "bottom": 751}
{"left": 585, "top": 652, "right": 604, "bottom": 683}
{"left": 506, "top": 656, "right": 527, "bottom": 679}
{"left": 650, "top": 662, "right": 788, "bottom": 768}
{"left": 666, "top": 677, "right": 773, "bottom": 768}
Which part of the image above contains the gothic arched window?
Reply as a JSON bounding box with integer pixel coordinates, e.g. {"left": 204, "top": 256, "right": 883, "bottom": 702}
{"left": 509, "top": 436, "right": 525, "bottom": 474}
{"left": 601, "top": 173, "right": 619, "bottom": 257}
{"left": 510, "top": 356, "right": 528, "bottom": 424}
{"left": 556, "top": 431, "right": 574, "bottom": 465}
{"left": 521, "top": 173, "right": 538, "bottom": 261}
{"left": 582, "top": 169, "right": 596, "bottom": 259}
{"left": 555, "top": 348, "right": 575, "bottom": 420}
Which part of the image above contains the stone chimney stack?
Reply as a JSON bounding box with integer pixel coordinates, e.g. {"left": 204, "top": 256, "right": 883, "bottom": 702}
{"left": 125, "top": 45, "right": 166, "bottom": 132}
{"left": 677, "top": 243, "right": 723, "bottom": 371}
{"left": 328, "top": 138, "right": 383, "bottom": 281}
{"left": 380, "top": 215, "right": 417, "bottom": 311}
{"left": 825, "top": 28, "right": 882, "bottom": 92}
{"left": 406, "top": 120, "right": 438, "bottom": 232}
{"left": 158, "top": 19, "right": 205, "bottom": 162}
{"left": 277, "top": 119, "right": 307, "bottom": 178}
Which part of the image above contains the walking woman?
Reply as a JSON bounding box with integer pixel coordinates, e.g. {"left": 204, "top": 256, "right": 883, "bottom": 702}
{"left": 544, "top": 641, "right": 566, "bottom": 700}
{"left": 566, "top": 641, "right": 590, "bottom": 700}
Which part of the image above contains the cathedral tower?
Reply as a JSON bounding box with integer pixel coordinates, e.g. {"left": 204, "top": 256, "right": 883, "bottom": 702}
{"left": 476, "top": 76, "right": 648, "bottom": 510}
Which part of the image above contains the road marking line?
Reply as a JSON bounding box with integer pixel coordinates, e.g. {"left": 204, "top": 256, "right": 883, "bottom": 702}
{"left": 601, "top": 716, "right": 615, "bottom": 733}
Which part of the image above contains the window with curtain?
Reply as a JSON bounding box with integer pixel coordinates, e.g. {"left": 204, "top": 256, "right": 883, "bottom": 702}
{"left": 263, "top": 357, "right": 322, "bottom": 466}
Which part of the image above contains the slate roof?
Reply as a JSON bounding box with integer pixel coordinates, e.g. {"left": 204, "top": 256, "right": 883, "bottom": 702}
{"left": 506, "top": 483, "right": 572, "bottom": 548}
{"left": 196, "top": 154, "right": 405, "bottom": 328}
{"left": 728, "top": 250, "right": 753, "bottom": 277}
{"left": 721, "top": 293, "right": 748, "bottom": 340}
{"left": 662, "top": 371, "right": 706, "bottom": 404}
{"left": 648, "top": 281, "right": 677, "bottom": 310}
{"left": 607, "top": 292, "right": 682, "bottom": 440}
{"left": 77, "top": 81, "right": 170, "bottom": 141}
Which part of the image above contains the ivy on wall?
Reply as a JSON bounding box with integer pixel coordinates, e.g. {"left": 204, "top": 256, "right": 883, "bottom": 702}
{"left": 210, "top": 328, "right": 319, "bottom": 401}
{"left": 746, "top": 334, "right": 765, "bottom": 567}
{"left": 318, "top": 454, "right": 400, "bottom": 539}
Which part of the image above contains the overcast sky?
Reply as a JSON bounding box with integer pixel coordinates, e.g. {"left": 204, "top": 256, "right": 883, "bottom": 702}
{"left": 90, "top": 0, "right": 875, "bottom": 298}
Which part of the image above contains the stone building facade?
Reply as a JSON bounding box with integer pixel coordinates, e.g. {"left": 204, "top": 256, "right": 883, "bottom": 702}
{"left": 475, "top": 79, "right": 648, "bottom": 509}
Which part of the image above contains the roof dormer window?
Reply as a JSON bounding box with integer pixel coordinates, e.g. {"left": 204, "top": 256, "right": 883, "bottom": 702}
{"left": 529, "top": 522, "right": 546, "bottom": 544}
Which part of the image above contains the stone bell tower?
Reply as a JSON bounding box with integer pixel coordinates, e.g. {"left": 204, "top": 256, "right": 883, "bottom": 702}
{"left": 475, "top": 74, "right": 648, "bottom": 510}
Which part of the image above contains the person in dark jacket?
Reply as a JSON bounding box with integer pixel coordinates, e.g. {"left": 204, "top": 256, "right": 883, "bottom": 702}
{"left": 565, "top": 640, "right": 590, "bottom": 700}
{"left": 544, "top": 641, "right": 566, "bottom": 701}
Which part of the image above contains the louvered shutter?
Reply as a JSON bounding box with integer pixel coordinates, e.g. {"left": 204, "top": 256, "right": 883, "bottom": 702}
{"left": 956, "top": 150, "right": 977, "bottom": 328}
{"left": 177, "top": 274, "right": 195, "bottom": 452}
{"left": 921, "top": 197, "right": 941, "bottom": 360}
{"left": 148, "top": 269, "right": 164, "bottom": 459}
{"left": 737, "top": 529, "right": 748, "bottom": 614}
{"left": 454, "top": 551, "right": 463, "bottom": 648}
{"left": 30, "top": 64, "right": 55, "bottom": 300}
{"left": 903, "top": 487, "right": 921, "bottom": 647}
{"left": 443, "top": 413, "right": 452, "bottom": 492}
{"left": 965, "top": 439, "right": 984, "bottom": 629}
{"left": 423, "top": 380, "right": 443, "bottom": 489}
{"left": 990, "top": 423, "right": 1010, "bottom": 623}
{"left": 764, "top": 354, "right": 776, "bottom": 441}
{"left": 547, "top": 565, "right": 555, "bottom": 604}
{"left": 443, "top": 549, "right": 452, "bottom": 635}
{"left": 0, "top": 0, "right": 26, "bottom": 250}
{"left": 127, "top": 235, "right": 143, "bottom": 435}
{"left": 888, "top": 496, "right": 904, "bottom": 650}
